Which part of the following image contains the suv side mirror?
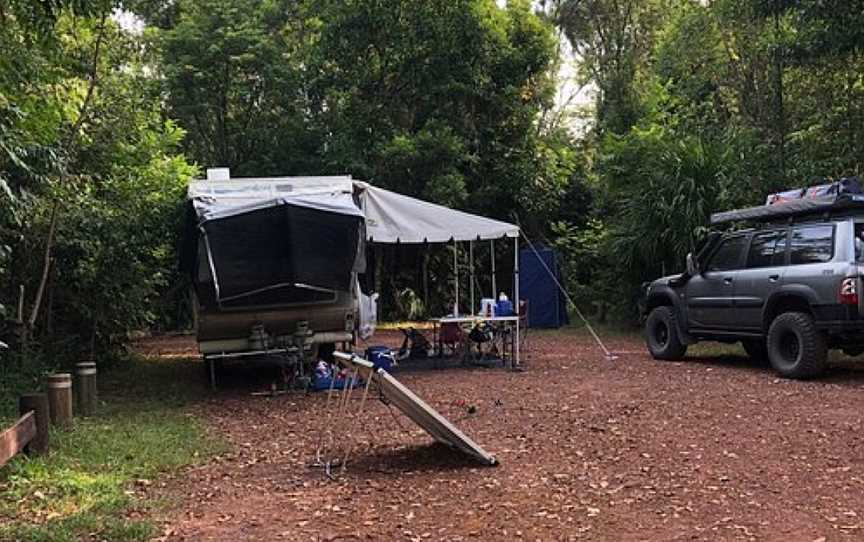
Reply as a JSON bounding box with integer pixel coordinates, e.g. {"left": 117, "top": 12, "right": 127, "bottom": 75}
{"left": 686, "top": 252, "right": 699, "bottom": 276}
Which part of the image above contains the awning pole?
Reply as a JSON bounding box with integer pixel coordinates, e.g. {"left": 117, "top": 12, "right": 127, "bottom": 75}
{"left": 453, "top": 240, "right": 459, "bottom": 317}
{"left": 491, "top": 239, "right": 497, "bottom": 298}
{"left": 514, "top": 235, "right": 520, "bottom": 368}
{"left": 469, "top": 240, "right": 475, "bottom": 315}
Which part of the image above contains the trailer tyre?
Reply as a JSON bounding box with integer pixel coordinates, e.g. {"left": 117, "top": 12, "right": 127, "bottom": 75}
{"left": 645, "top": 306, "right": 687, "bottom": 361}
{"left": 767, "top": 311, "right": 826, "bottom": 379}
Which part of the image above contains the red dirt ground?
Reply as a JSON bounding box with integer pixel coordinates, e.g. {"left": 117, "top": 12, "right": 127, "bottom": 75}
{"left": 142, "top": 329, "right": 864, "bottom": 541}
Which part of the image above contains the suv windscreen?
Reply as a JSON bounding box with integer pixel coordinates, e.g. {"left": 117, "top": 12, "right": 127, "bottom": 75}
{"left": 706, "top": 235, "right": 748, "bottom": 272}
{"left": 747, "top": 230, "right": 787, "bottom": 268}
{"left": 790, "top": 225, "right": 834, "bottom": 265}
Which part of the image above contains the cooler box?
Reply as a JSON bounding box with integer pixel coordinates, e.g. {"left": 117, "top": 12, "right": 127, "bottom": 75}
{"left": 495, "top": 299, "right": 514, "bottom": 316}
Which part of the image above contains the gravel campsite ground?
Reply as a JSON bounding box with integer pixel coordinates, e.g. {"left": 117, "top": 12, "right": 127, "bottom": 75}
{"left": 137, "top": 329, "right": 864, "bottom": 542}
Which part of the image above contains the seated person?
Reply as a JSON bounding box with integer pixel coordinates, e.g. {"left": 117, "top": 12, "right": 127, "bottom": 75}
{"left": 439, "top": 322, "right": 464, "bottom": 356}
{"left": 397, "top": 327, "right": 432, "bottom": 360}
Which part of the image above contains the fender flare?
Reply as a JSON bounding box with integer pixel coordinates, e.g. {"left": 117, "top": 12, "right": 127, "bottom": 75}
{"left": 762, "top": 285, "right": 818, "bottom": 328}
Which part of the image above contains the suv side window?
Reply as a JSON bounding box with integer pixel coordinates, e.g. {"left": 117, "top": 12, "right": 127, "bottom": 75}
{"left": 706, "top": 235, "right": 748, "bottom": 272}
{"left": 855, "top": 223, "right": 864, "bottom": 262}
{"left": 747, "top": 230, "right": 787, "bottom": 268}
{"left": 790, "top": 225, "right": 834, "bottom": 265}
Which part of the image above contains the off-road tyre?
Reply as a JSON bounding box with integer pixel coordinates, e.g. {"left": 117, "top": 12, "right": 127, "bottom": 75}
{"left": 742, "top": 338, "right": 769, "bottom": 364}
{"left": 766, "top": 311, "right": 827, "bottom": 379}
{"left": 645, "top": 306, "right": 687, "bottom": 361}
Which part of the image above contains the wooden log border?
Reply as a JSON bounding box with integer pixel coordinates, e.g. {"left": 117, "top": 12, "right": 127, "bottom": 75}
{"left": 1, "top": 393, "right": 51, "bottom": 468}
{"left": 0, "top": 412, "right": 36, "bottom": 467}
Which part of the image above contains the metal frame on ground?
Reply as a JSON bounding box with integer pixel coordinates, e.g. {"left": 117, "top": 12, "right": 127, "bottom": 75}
{"left": 332, "top": 351, "right": 497, "bottom": 467}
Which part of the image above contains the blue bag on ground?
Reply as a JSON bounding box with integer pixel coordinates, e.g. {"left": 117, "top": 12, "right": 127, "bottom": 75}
{"left": 366, "top": 346, "right": 394, "bottom": 371}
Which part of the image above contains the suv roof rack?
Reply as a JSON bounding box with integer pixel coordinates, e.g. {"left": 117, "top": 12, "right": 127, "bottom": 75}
{"left": 710, "top": 193, "right": 864, "bottom": 226}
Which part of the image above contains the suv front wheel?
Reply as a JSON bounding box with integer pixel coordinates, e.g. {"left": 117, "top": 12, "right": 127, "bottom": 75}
{"left": 645, "top": 306, "right": 687, "bottom": 361}
{"left": 766, "top": 311, "right": 827, "bottom": 379}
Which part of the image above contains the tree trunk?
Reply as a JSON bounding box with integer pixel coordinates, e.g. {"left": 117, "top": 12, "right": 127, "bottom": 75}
{"left": 45, "top": 268, "right": 54, "bottom": 335}
{"left": 27, "top": 202, "right": 58, "bottom": 331}
{"left": 26, "top": 10, "right": 108, "bottom": 346}
{"left": 772, "top": 2, "right": 786, "bottom": 177}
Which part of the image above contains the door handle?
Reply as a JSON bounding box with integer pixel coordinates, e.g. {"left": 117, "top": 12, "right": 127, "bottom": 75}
{"left": 769, "top": 274, "right": 780, "bottom": 282}
{"left": 723, "top": 277, "right": 733, "bottom": 285}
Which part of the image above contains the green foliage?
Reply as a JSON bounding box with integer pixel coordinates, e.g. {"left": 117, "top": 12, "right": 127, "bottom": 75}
{"left": 1, "top": 6, "right": 196, "bottom": 358}
{"left": 550, "top": 218, "right": 617, "bottom": 321}
{"left": 1, "top": 0, "right": 577, "bottom": 339}
{"left": 6, "top": 0, "right": 858, "bottom": 331}
{"left": 600, "top": 124, "right": 731, "bottom": 277}
{"left": 395, "top": 288, "right": 426, "bottom": 321}
{"left": 557, "top": 0, "right": 666, "bottom": 135}
{"left": 159, "top": 0, "right": 312, "bottom": 175}
{"left": 302, "top": 0, "right": 560, "bottom": 218}
{"left": 547, "top": 0, "right": 864, "bottom": 322}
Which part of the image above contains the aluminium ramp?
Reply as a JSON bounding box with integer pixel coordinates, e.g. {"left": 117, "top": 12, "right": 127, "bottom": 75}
{"left": 333, "top": 352, "right": 497, "bottom": 466}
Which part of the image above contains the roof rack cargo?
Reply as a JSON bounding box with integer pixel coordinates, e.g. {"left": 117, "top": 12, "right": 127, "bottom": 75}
{"left": 710, "top": 177, "right": 864, "bottom": 226}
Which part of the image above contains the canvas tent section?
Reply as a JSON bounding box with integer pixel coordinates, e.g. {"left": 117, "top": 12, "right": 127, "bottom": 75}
{"left": 200, "top": 198, "right": 364, "bottom": 302}
{"left": 185, "top": 176, "right": 366, "bottom": 309}
{"left": 519, "top": 247, "right": 568, "bottom": 328}
{"left": 354, "top": 182, "right": 523, "bottom": 365}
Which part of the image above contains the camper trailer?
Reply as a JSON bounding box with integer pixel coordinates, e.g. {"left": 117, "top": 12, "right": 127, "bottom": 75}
{"left": 184, "top": 168, "right": 522, "bottom": 386}
{"left": 184, "top": 169, "right": 369, "bottom": 385}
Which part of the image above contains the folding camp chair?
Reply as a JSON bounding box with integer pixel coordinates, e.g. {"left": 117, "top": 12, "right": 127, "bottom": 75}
{"left": 439, "top": 322, "right": 467, "bottom": 359}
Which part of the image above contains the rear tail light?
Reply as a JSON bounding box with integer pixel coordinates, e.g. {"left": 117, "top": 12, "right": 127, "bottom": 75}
{"left": 839, "top": 277, "right": 859, "bottom": 305}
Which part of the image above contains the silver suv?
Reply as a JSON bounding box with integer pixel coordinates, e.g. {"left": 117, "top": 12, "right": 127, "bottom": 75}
{"left": 644, "top": 216, "right": 864, "bottom": 378}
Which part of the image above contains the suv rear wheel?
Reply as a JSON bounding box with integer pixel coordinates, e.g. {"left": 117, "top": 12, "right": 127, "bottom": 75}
{"left": 766, "top": 311, "right": 827, "bottom": 379}
{"left": 645, "top": 306, "right": 687, "bottom": 361}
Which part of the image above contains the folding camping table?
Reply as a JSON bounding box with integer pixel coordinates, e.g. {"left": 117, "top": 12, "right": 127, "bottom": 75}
{"left": 430, "top": 315, "right": 520, "bottom": 368}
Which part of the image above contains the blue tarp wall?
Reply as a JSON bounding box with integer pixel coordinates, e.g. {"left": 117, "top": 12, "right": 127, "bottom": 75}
{"left": 518, "top": 246, "right": 569, "bottom": 328}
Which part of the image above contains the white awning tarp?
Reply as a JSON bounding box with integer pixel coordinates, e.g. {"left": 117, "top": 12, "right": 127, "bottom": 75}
{"left": 357, "top": 183, "right": 519, "bottom": 244}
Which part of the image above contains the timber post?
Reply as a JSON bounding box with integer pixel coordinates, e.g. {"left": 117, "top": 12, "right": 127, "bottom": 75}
{"left": 75, "top": 361, "right": 97, "bottom": 416}
{"left": 46, "top": 373, "right": 73, "bottom": 428}
{"left": 18, "top": 393, "right": 49, "bottom": 455}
